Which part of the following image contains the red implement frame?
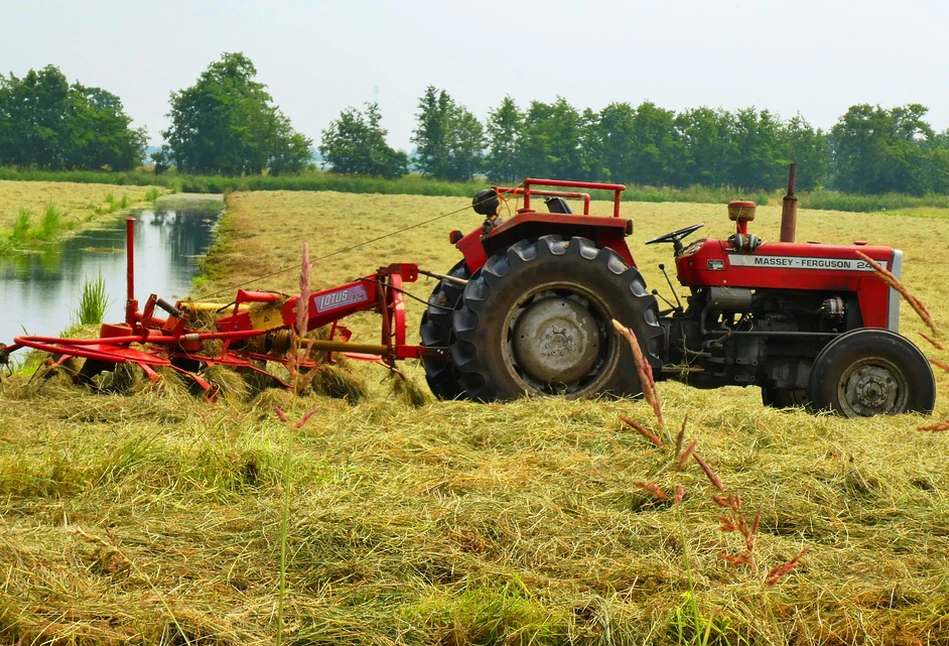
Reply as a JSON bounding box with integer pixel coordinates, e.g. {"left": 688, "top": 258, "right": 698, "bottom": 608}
{"left": 2, "top": 218, "right": 431, "bottom": 392}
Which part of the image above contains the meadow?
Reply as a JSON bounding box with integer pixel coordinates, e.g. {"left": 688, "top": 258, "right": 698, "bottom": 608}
{"left": 0, "top": 180, "right": 166, "bottom": 250}
{"left": 10, "top": 166, "right": 949, "bottom": 214}
{"left": 0, "top": 188, "right": 947, "bottom": 644}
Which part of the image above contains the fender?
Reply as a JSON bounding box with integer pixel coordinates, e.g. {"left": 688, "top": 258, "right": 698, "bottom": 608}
{"left": 456, "top": 211, "right": 636, "bottom": 272}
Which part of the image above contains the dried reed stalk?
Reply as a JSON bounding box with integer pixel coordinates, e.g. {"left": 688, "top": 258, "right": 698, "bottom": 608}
{"left": 620, "top": 415, "right": 663, "bottom": 448}
{"left": 857, "top": 251, "right": 941, "bottom": 338}
{"left": 930, "top": 358, "right": 949, "bottom": 374}
{"left": 633, "top": 481, "right": 669, "bottom": 501}
{"left": 693, "top": 453, "right": 724, "bottom": 492}
{"left": 920, "top": 332, "right": 948, "bottom": 354}
{"left": 857, "top": 253, "right": 948, "bottom": 433}
{"left": 715, "top": 492, "right": 761, "bottom": 570}
{"left": 288, "top": 243, "right": 317, "bottom": 394}
{"left": 765, "top": 547, "right": 810, "bottom": 586}
{"left": 675, "top": 415, "right": 688, "bottom": 458}
{"left": 612, "top": 319, "right": 664, "bottom": 430}
{"left": 677, "top": 440, "right": 698, "bottom": 470}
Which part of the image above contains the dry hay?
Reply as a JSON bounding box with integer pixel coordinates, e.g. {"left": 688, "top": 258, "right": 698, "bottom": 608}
{"left": 0, "top": 191, "right": 947, "bottom": 644}
{"left": 0, "top": 179, "right": 165, "bottom": 232}
{"left": 305, "top": 359, "right": 369, "bottom": 403}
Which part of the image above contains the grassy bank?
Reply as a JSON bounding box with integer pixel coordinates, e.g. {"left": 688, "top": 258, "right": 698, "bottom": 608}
{"left": 0, "top": 180, "right": 166, "bottom": 251}
{"left": 5, "top": 167, "right": 949, "bottom": 215}
{"left": 1, "top": 192, "right": 947, "bottom": 644}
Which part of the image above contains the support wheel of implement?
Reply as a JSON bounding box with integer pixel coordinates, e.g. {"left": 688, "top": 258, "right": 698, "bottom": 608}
{"left": 419, "top": 260, "right": 471, "bottom": 399}
{"left": 761, "top": 387, "right": 808, "bottom": 409}
{"left": 807, "top": 328, "right": 935, "bottom": 417}
{"left": 451, "top": 236, "right": 663, "bottom": 401}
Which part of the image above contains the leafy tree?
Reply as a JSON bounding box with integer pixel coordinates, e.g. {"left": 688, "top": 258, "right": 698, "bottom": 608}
{"left": 628, "top": 102, "right": 679, "bottom": 185}
{"left": 830, "top": 104, "right": 934, "bottom": 195}
{"left": 319, "top": 102, "right": 407, "bottom": 179}
{"left": 268, "top": 110, "right": 314, "bottom": 176}
{"left": 151, "top": 148, "right": 171, "bottom": 174}
{"left": 411, "top": 86, "right": 484, "bottom": 182}
{"left": 444, "top": 104, "right": 484, "bottom": 182}
{"left": 671, "top": 107, "right": 736, "bottom": 187}
{"left": 520, "top": 97, "right": 584, "bottom": 179}
{"left": 727, "top": 108, "right": 785, "bottom": 190}
{"left": 921, "top": 130, "right": 949, "bottom": 194}
{"left": 484, "top": 96, "right": 524, "bottom": 183}
{"left": 163, "top": 52, "right": 311, "bottom": 175}
{"left": 0, "top": 65, "right": 144, "bottom": 170}
{"left": 412, "top": 86, "right": 451, "bottom": 179}
{"left": 588, "top": 102, "right": 636, "bottom": 182}
{"left": 778, "top": 115, "right": 828, "bottom": 191}
{"left": 64, "top": 84, "right": 146, "bottom": 170}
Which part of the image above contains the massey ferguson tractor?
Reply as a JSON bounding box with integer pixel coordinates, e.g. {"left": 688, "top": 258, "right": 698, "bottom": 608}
{"left": 0, "top": 172, "right": 936, "bottom": 418}
{"left": 419, "top": 175, "right": 936, "bottom": 417}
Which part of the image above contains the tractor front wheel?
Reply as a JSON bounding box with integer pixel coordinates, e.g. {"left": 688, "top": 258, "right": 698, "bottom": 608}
{"left": 451, "top": 236, "right": 663, "bottom": 401}
{"left": 807, "top": 328, "right": 935, "bottom": 417}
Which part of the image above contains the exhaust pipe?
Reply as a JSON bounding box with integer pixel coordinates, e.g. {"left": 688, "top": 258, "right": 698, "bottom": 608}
{"left": 780, "top": 163, "right": 798, "bottom": 243}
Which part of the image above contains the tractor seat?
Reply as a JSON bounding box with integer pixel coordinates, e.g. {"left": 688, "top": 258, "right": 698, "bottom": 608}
{"left": 545, "top": 197, "right": 573, "bottom": 214}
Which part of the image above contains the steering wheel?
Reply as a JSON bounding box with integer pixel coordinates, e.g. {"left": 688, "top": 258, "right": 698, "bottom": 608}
{"left": 644, "top": 222, "right": 705, "bottom": 254}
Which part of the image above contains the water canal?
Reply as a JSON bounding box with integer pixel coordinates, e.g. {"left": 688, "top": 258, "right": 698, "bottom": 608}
{"left": 0, "top": 195, "right": 222, "bottom": 347}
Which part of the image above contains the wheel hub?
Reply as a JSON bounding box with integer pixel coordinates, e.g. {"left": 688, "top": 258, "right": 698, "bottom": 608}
{"left": 842, "top": 363, "right": 901, "bottom": 416}
{"left": 511, "top": 296, "right": 601, "bottom": 386}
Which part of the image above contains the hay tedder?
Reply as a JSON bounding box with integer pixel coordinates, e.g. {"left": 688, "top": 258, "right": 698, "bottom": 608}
{"left": 0, "top": 171, "right": 937, "bottom": 417}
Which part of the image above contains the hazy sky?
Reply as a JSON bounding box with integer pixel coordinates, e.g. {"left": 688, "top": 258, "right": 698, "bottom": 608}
{"left": 4, "top": 0, "right": 949, "bottom": 151}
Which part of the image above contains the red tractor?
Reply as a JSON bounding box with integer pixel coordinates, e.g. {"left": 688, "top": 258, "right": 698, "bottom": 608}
{"left": 419, "top": 177, "right": 936, "bottom": 417}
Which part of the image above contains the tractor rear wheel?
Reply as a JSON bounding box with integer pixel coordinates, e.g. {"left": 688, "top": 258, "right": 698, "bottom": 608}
{"left": 451, "top": 236, "right": 663, "bottom": 401}
{"left": 419, "top": 260, "right": 471, "bottom": 399}
{"left": 807, "top": 328, "right": 935, "bottom": 417}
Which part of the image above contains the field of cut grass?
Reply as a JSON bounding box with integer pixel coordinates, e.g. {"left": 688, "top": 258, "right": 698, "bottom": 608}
{"left": 0, "top": 180, "right": 166, "bottom": 245}
{"left": 1, "top": 189, "right": 948, "bottom": 645}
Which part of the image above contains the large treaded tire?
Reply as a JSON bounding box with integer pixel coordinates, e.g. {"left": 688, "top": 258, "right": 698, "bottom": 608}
{"left": 451, "top": 235, "right": 663, "bottom": 401}
{"left": 806, "top": 328, "right": 935, "bottom": 417}
{"left": 419, "top": 260, "right": 471, "bottom": 400}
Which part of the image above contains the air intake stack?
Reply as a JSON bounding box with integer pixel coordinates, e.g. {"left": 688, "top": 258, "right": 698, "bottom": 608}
{"left": 780, "top": 163, "right": 798, "bottom": 243}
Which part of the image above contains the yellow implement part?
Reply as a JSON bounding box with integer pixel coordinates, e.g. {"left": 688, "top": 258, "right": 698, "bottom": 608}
{"left": 179, "top": 299, "right": 289, "bottom": 332}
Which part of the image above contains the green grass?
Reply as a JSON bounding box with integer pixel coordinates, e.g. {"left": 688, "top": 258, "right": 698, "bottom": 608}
{"left": 73, "top": 271, "right": 110, "bottom": 325}
{"left": 37, "top": 201, "right": 62, "bottom": 241}
{"left": 2, "top": 202, "right": 63, "bottom": 249}
{"left": 6, "top": 166, "right": 949, "bottom": 214}
{"left": 11, "top": 207, "right": 31, "bottom": 242}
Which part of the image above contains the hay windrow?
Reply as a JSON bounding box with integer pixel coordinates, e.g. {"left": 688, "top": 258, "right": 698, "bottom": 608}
{"left": 0, "top": 190, "right": 948, "bottom": 644}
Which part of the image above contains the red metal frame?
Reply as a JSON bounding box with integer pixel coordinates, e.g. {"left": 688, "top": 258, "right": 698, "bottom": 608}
{"left": 3, "top": 219, "right": 429, "bottom": 392}
{"left": 456, "top": 178, "right": 636, "bottom": 271}
{"left": 517, "top": 178, "right": 626, "bottom": 217}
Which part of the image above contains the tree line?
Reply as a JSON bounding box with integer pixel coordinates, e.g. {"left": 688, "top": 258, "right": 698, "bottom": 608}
{"left": 0, "top": 65, "right": 146, "bottom": 171}
{"left": 3, "top": 53, "right": 949, "bottom": 196}
{"left": 323, "top": 88, "right": 949, "bottom": 196}
{"left": 0, "top": 54, "right": 313, "bottom": 175}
